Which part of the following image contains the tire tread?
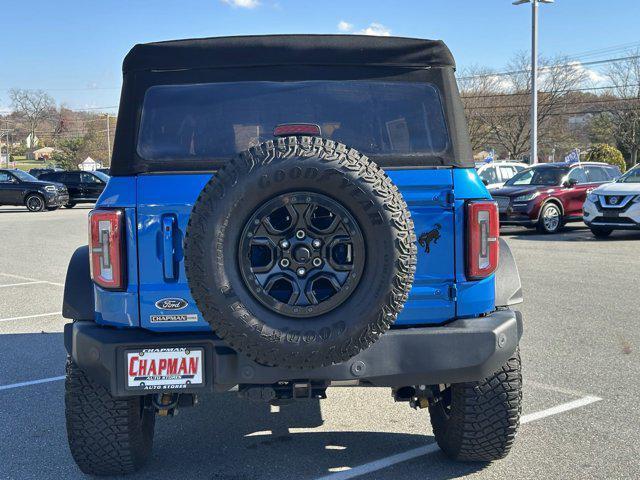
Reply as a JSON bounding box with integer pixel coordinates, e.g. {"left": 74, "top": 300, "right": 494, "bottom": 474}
{"left": 429, "top": 350, "right": 522, "bottom": 462}
{"left": 65, "top": 359, "right": 154, "bottom": 475}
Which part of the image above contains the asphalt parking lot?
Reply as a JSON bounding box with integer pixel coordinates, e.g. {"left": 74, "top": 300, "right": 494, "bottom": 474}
{"left": 1, "top": 205, "right": 639, "bottom": 480}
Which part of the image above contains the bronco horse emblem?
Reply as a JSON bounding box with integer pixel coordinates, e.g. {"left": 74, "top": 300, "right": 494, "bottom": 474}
{"left": 418, "top": 224, "right": 442, "bottom": 254}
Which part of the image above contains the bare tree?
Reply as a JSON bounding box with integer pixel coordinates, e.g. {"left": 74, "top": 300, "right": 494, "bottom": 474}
{"left": 461, "top": 53, "right": 589, "bottom": 160}
{"left": 458, "top": 66, "right": 502, "bottom": 152}
{"left": 9, "top": 89, "right": 55, "bottom": 148}
{"left": 605, "top": 52, "right": 640, "bottom": 166}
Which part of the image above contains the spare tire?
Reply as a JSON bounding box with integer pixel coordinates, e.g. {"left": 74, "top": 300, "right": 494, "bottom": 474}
{"left": 184, "top": 136, "right": 416, "bottom": 369}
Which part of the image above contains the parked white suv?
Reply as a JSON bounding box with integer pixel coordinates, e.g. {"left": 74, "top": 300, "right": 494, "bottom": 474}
{"left": 476, "top": 160, "right": 527, "bottom": 190}
{"left": 583, "top": 164, "right": 640, "bottom": 238}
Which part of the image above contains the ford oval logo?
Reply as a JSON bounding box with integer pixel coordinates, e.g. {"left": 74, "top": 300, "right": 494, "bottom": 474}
{"left": 155, "top": 298, "right": 188, "bottom": 310}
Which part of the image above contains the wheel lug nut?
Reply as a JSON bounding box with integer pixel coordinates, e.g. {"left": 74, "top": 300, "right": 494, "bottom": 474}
{"left": 312, "top": 239, "right": 321, "bottom": 248}
{"left": 297, "top": 267, "right": 306, "bottom": 277}
{"left": 312, "top": 258, "right": 322, "bottom": 267}
{"left": 280, "top": 240, "right": 290, "bottom": 249}
{"left": 295, "top": 230, "right": 306, "bottom": 240}
{"left": 280, "top": 259, "right": 290, "bottom": 268}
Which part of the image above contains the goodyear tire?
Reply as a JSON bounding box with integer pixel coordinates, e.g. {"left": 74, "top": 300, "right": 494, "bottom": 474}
{"left": 185, "top": 136, "right": 417, "bottom": 369}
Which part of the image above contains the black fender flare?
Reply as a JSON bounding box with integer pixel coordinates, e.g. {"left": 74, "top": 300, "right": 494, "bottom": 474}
{"left": 62, "top": 246, "right": 95, "bottom": 320}
{"left": 495, "top": 238, "right": 523, "bottom": 307}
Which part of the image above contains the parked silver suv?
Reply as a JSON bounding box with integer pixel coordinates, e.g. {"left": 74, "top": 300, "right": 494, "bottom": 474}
{"left": 583, "top": 164, "right": 640, "bottom": 238}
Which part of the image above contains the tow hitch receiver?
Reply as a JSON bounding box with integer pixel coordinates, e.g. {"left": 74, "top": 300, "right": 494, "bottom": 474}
{"left": 239, "top": 382, "right": 328, "bottom": 404}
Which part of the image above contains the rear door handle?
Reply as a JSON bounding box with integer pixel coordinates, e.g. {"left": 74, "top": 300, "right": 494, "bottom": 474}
{"left": 162, "top": 216, "right": 176, "bottom": 280}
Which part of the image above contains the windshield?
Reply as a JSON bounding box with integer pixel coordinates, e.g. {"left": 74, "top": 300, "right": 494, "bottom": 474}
{"left": 12, "top": 170, "right": 39, "bottom": 182}
{"left": 137, "top": 80, "right": 450, "bottom": 162}
{"left": 92, "top": 171, "right": 110, "bottom": 182}
{"left": 505, "top": 167, "right": 567, "bottom": 186}
{"left": 618, "top": 166, "right": 640, "bottom": 183}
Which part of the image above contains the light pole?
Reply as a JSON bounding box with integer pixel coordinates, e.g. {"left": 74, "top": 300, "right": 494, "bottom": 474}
{"left": 513, "top": 0, "right": 554, "bottom": 164}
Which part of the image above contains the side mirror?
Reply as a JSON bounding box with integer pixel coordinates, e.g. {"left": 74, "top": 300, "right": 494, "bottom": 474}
{"left": 481, "top": 178, "right": 489, "bottom": 186}
{"left": 563, "top": 178, "right": 578, "bottom": 188}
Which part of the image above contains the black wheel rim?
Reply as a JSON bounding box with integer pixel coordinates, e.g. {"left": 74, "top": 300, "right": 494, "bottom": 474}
{"left": 238, "top": 192, "right": 365, "bottom": 318}
{"left": 27, "top": 196, "right": 42, "bottom": 211}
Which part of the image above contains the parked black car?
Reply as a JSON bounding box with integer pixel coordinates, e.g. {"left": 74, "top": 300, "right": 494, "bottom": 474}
{"left": 38, "top": 170, "right": 109, "bottom": 207}
{"left": 96, "top": 167, "right": 110, "bottom": 175}
{"left": 0, "top": 169, "right": 69, "bottom": 212}
{"left": 29, "top": 167, "right": 63, "bottom": 178}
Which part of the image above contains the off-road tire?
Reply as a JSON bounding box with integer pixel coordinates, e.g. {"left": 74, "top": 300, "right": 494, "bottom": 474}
{"left": 184, "top": 136, "right": 417, "bottom": 369}
{"left": 25, "top": 193, "right": 45, "bottom": 212}
{"left": 429, "top": 349, "right": 522, "bottom": 462}
{"left": 65, "top": 359, "right": 155, "bottom": 475}
{"left": 590, "top": 226, "right": 613, "bottom": 239}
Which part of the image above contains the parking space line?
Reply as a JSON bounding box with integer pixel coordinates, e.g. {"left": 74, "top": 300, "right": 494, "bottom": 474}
{"left": 520, "top": 395, "right": 602, "bottom": 423}
{"left": 0, "top": 376, "right": 65, "bottom": 392}
{"left": 0, "top": 281, "right": 48, "bottom": 288}
{"left": 0, "top": 311, "right": 62, "bottom": 323}
{"left": 315, "top": 395, "right": 603, "bottom": 480}
{"left": 526, "top": 380, "right": 595, "bottom": 398}
{"left": 0, "top": 272, "right": 64, "bottom": 287}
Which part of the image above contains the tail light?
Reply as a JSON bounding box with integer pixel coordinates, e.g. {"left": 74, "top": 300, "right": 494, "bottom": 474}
{"left": 89, "top": 209, "right": 125, "bottom": 290}
{"left": 467, "top": 201, "right": 499, "bottom": 280}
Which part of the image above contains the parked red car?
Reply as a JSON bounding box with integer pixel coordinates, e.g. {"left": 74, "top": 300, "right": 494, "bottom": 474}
{"left": 490, "top": 162, "right": 621, "bottom": 233}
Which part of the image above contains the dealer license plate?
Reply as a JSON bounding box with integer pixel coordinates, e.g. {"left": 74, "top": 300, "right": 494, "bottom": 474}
{"left": 126, "top": 347, "right": 204, "bottom": 391}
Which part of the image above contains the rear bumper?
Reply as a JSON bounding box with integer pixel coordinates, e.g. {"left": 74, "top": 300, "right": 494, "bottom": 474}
{"left": 65, "top": 309, "right": 523, "bottom": 397}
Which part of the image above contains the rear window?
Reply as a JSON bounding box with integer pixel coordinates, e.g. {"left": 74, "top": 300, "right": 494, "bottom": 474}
{"left": 137, "top": 81, "right": 450, "bottom": 162}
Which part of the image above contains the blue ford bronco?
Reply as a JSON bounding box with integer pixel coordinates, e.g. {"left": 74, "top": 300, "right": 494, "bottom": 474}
{"left": 62, "top": 35, "right": 524, "bottom": 475}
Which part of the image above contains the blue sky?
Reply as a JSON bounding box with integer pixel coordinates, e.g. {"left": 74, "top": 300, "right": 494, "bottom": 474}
{"left": 1, "top": 0, "right": 638, "bottom": 112}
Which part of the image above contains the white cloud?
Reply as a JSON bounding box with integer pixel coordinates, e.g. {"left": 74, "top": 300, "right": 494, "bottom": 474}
{"left": 356, "top": 22, "right": 391, "bottom": 37}
{"left": 221, "top": 0, "right": 260, "bottom": 9}
{"left": 566, "top": 61, "right": 608, "bottom": 85}
{"left": 337, "top": 20, "right": 353, "bottom": 32}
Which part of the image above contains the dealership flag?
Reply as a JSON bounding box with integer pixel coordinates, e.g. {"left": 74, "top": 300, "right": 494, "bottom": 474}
{"left": 564, "top": 148, "right": 580, "bottom": 164}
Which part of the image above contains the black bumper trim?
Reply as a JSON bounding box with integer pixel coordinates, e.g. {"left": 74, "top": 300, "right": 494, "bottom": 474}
{"left": 65, "top": 310, "right": 523, "bottom": 397}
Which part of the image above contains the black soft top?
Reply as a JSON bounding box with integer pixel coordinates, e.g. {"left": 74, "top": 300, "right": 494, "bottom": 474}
{"left": 123, "top": 34, "right": 455, "bottom": 73}
{"left": 110, "top": 35, "right": 473, "bottom": 175}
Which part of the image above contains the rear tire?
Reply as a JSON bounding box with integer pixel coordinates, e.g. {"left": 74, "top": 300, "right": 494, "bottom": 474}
{"left": 65, "top": 358, "right": 155, "bottom": 475}
{"left": 590, "top": 226, "right": 613, "bottom": 238}
{"left": 536, "top": 203, "right": 563, "bottom": 234}
{"left": 25, "top": 193, "right": 45, "bottom": 212}
{"left": 429, "top": 349, "right": 522, "bottom": 462}
{"left": 64, "top": 203, "right": 76, "bottom": 209}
